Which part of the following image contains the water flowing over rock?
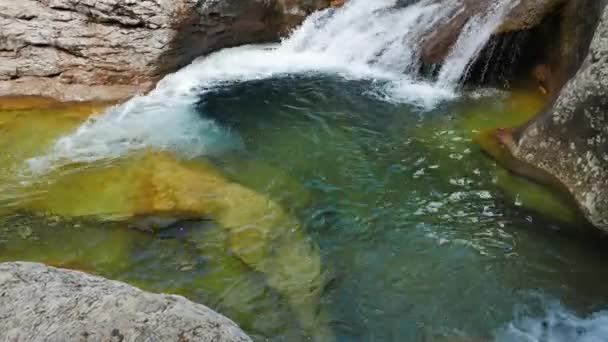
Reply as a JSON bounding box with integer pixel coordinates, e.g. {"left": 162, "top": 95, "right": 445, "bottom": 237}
{"left": 501, "top": 2, "right": 608, "bottom": 232}
{"left": 420, "top": 0, "right": 565, "bottom": 65}
{"left": 0, "top": 0, "right": 329, "bottom": 101}
{"left": 0, "top": 261, "right": 252, "bottom": 342}
{"left": 29, "top": 0, "right": 524, "bottom": 170}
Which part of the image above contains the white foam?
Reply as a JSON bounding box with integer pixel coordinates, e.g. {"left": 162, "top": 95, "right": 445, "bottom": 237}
{"left": 27, "top": 0, "right": 518, "bottom": 172}
{"left": 497, "top": 301, "right": 608, "bottom": 342}
{"left": 437, "top": 0, "right": 521, "bottom": 88}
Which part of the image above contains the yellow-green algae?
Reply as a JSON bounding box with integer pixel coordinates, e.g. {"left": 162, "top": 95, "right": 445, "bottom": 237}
{"left": 0, "top": 96, "right": 330, "bottom": 340}
{"left": 0, "top": 218, "right": 139, "bottom": 274}
{"left": 474, "top": 130, "right": 583, "bottom": 226}
{"left": 469, "top": 91, "right": 581, "bottom": 226}
{"left": 412, "top": 90, "right": 580, "bottom": 225}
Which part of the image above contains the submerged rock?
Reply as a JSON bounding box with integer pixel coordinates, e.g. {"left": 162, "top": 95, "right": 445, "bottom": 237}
{"left": 475, "top": 130, "right": 583, "bottom": 227}
{"left": 497, "top": 4, "right": 608, "bottom": 232}
{"left": 0, "top": 99, "right": 330, "bottom": 337}
{"left": 24, "top": 152, "right": 330, "bottom": 338}
{"left": 0, "top": 0, "right": 329, "bottom": 101}
{"left": 0, "top": 262, "right": 251, "bottom": 341}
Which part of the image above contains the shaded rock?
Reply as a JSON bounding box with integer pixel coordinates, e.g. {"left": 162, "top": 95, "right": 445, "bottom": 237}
{"left": 0, "top": 261, "right": 251, "bottom": 342}
{"left": 0, "top": 0, "right": 329, "bottom": 101}
{"left": 420, "top": 0, "right": 564, "bottom": 64}
{"left": 499, "top": 3, "right": 608, "bottom": 232}
{"left": 513, "top": 0, "right": 604, "bottom": 97}
{"left": 431, "top": 0, "right": 603, "bottom": 99}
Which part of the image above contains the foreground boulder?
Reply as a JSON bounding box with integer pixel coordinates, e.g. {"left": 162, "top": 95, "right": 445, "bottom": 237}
{"left": 497, "top": 3, "right": 608, "bottom": 232}
{"left": 0, "top": 0, "right": 328, "bottom": 101}
{"left": 0, "top": 262, "right": 251, "bottom": 341}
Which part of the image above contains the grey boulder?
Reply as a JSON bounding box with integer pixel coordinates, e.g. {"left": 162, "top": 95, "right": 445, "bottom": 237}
{"left": 0, "top": 262, "right": 252, "bottom": 342}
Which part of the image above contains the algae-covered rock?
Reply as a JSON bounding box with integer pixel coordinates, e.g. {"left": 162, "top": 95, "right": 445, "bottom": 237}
{"left": 22, "top": 151, "right": 329, "bottom": 337}
{"left": 467, "top": 93, "right": 584, "bottom": 227}
{"left": 0, "top": 218, "right": 139, "bottom": 275}
{"left": 0, "top": 97, "right": 331, "bottom": 339}
{"left": 495, "top": 168, "right": 580, "bottom": 226}
{"left": 476, "top": 131, "right": 581, "bottom": 225}
{"left": 411, "top": 90, "right": 583, "bottom": 225}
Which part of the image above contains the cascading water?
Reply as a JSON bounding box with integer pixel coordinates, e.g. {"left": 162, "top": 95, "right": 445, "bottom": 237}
{"left": 7, "top": 1, "right": 608, "bottom": 341}
{"left": 27, "top": 0, "right": 519, "bottom": 173}
{"left": 436, "top": 0, "right": 521, "bottom": 88}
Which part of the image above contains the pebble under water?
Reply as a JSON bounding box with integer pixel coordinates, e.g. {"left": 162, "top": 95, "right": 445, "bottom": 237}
{"left": 1, "top": 77, "right": 608, "bottom": 341}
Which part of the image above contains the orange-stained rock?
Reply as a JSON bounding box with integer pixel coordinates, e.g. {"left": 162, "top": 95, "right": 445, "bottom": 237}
{"left": 18, "top": 151, "right": 330, "bottom": 339}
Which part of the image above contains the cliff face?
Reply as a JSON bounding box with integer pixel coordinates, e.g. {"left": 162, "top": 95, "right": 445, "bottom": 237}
{"left": 0, "top": 0, "right": 329, "bottom": 101}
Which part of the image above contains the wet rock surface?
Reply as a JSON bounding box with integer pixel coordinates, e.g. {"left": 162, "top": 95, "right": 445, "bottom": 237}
{"left": 421, "top": 0, "right": 566, "bottom": 64}
{"left": 505, "top": 3, "right": 608, "bottom": 232}
{"left": 0, "top": 0, "right": 328, "bottom": 101}
{"left": 0, "top": 261, "right": 252, "bottom": 342}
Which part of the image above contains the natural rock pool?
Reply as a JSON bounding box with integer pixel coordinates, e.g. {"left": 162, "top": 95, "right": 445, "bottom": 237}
{"left": 1, "top": 77, "right": 607, "bottom": 341}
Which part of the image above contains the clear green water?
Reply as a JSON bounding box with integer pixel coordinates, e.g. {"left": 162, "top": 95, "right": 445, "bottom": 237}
{"left": 1, "top": 78, "right": 607, "bottom": 341}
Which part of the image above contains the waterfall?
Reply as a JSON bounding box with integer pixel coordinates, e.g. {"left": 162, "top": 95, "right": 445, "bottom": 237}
{"left": 27, "top": 0, "right": 518, "bottom": 172}
{"left": 436, "top": 0, "right": 521, "bottom": 88}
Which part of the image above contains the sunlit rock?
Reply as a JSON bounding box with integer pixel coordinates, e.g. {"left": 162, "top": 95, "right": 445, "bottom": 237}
{"left": 0, "top": 262, "right": 252, "bottom": 341}
{"left": 0, "top": 0, "right": 330, "bottom": 101}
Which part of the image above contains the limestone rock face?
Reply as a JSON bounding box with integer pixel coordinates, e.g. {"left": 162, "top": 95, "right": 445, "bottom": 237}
{"left": 0, "top": 0, "right": 328, "bottom": 101}
{"left": 507, "top": 4, "right": 608, "bottom": 232}
{"left": 0, "top": 261, "right": 252, "bottom": 342}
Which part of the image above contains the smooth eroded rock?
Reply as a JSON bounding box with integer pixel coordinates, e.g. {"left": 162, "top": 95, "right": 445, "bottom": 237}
{"left": 0, "top": 0, "right": 329, "bottom": 101}
{"left": 502, "top": 2, "right": 608, "bottom": 232}
{"left": 0, "top": 261, "right": 252, "bottom": 342}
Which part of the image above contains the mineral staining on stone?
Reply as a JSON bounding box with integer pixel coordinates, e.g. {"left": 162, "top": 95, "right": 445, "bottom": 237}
{"left": 0, "top": 96, "right": 329, "bottom": 339}
{"left": 410, "top": 90, "right": 582, "bottom": 225}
